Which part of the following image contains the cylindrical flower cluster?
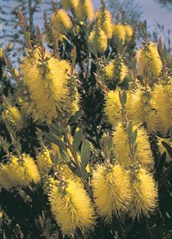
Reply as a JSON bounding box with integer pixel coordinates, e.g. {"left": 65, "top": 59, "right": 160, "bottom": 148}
{"left": 21, "top": 48, "right": 79, "bottom": 124}
{"left": 0, "top": 154, "right": 40, "bottom": 189}
{"left": 49, "top": 178, "right": 95, "bottom": 236}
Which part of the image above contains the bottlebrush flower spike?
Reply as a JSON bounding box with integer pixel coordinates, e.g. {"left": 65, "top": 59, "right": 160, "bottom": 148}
{"left": 127, "top": 88, "right": 156, "bottom": 132}
{"left": 88, "top": 28, "right": 108, "bottom": 54}
{"left": 151, "top": 83, "right": 172, "bottom": 136}
{"left": 136, "top": 42, "right": 162, "bottom": 77}
{"left": 62, "top": 0, "right": 79, "bottom": 11}
{"left": 21, "top": 48, "right": 79, "bottom": 124}
{"left": 104, "top": 59, "right": 128, "bottom": 83}
{"left": 0, "top": 154, "right": 40, "bottom": 189}
{"left": 2, "top": 104, "right": 24, "bottom": 131}
{"left": 75, "top": 0, "right": 94, "bottom": 22}
{"left": 129, "top": 168, "right": 158, "bottom": 219}
{"left": 92, "top": 163, "right": 131, "bottom": 221}
{"left": 104, "top": 89, "right": 129, "bottom": 126}
{"left": 96, "top": 8, "right": 113, "bottom": 39}
{"left": 51, "top": 9, "right": 72, "bottom": 35}
{"left": 49, "top": 178, "right": 95, "bottom": 236}
{"left": 37, "top": 149, "right": 53, "bottom": 175}
{"left": 113, "top": 123, "right": 153, "bottom": 168}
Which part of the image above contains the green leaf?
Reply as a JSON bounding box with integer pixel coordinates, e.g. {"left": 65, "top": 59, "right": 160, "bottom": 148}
{"left": 108, "top": 136, "right": 113, "bottom": 151}
{"left": 81, "top": 139, "right": 90, "bottom": 168}
{"left": 81, "top": 164, "right": 89, "bottom": 180}
{"left": 61, "top": 149, "right": 70, "bottom": 162}
{"left": 46, "top": 133, "right": 66, "bottom": 151}
{"left": 132, "top": 129, "right": 138, "bottom": 144}
{"left": 49, "top": 123, "right": 62, "bottom": 136}
{"left": 66, "top": 160, "right": 80, "bottom": 177}
{"left": 73, "top": 129, "right": 83, "bottom": 151}
{"left": 119, "top": 90, "right": 127, "bottom": 107}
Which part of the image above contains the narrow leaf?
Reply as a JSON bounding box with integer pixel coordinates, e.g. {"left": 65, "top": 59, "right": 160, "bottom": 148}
{"left": 81, "top": 139, "right": 90, "bottom": 167}
{"left": 73, "top": 129, "right": 83, "bottom": 151}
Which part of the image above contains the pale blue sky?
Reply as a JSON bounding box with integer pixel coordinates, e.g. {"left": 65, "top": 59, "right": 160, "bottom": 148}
{"left": 92, "top": 0, "right": 172, "bottom": 43}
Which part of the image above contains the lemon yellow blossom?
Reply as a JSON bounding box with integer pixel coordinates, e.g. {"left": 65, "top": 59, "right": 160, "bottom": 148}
{"left": 104, "top": 89, "right": 129, "bottom": 126}
{"left": 37, "top": 149, "right": 53, "bottom": 175}
{"left": 88, "top": 29, "right": 108, "bottom": 54}
{"left": 151, "top": 83, "right": 172, "bottom": 136}
{"left": 2, "top": 105, "right": 23, "bottom": 131}
{"left": 113, "top": 24, "right": 126, "bottom": 43}
{"left": 127, "top": 88, "right": 156, "bottom": 132}
{"left": 92, "top": 163, "right": 131, "bottom": 221}
{"left": 136, "top": 42, "right": 162, "bottom": 77}
{"left": 113, "top": 123, "right": 130, "bottom": 167}
{"left": 113, "top": 124, "right": 153, "bottom": 168}
{"left": 135, "top": 126, "right": 154, "bottom": 166}
{"left": 96, "top": 8, "right": 113, "bottom": 39}
{"left": 75, "top": 0, "right": 94, "bottom": 22}
{"left": 0, "top": 154, "right": 40, "bottom": 189}
{"left": 21, "top": 50, "right": 79, "bottom": 123}
{"left": 51, "top": 9, "right": 72, "bottom": 35}
{"left": 49, "top": 179, "right": 95, "bottom": 236}
{"left": 0, "top": 163, "right": 13, "bottom": 190}
{"left": 104, "top": 60, "right": 128, "bottom": 82}
{"left": 62, "top": 0, "right": 79, "bottom": 10}
{"left": 129, "top": 168, "right": 158, "bottom": 219}
{"left": 124, "top": 24, "right": 133, "bottom": 41}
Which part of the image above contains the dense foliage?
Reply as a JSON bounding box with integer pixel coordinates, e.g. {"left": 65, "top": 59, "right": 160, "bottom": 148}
{"left": 0, "top": 1, "right": 172, "bottom": 239}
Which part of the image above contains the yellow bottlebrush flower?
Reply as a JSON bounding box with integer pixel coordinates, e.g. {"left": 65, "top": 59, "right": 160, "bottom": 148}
{"left": 151, "top": 84, "right": 172, "bottom": 136}
{"left": 129, "top": 168, "right": 158, "bottom": 219}
{"left": 136, "top": 42, "right": 162, "bottom": 77}
{"left": 49, "top": 179, "right": 95, "bottom": 236}
{"left": 113, "top": 124, "right": 153, "bottom": 168}
{"left": 92, "top": 163, "right": 131, "bottom": 221}
{"left": 0, "top": 163, "right": 13, "bottom": 190}
{"left": 119, "top": 63, "right": 128, "bottom": 82}
{"left": 124, "top": 24, "right": 133, "bottom": 41}
{"left": 2, "top": 104, "right": 24, "bottom": 131}
{"left": 21, "top": 50, "right": 78, "bottom": 123}
{"left": 23, "top": 154, "right": 41, "bottom": 184}
{"left": 75, "top": 0, "right": 94, "bottom": 22}
{"left": 7, "top": 156, "right": 29, "bottom": 187}
{"left": 113, "top": 123, "right": 130, "bottom": 167}
{"left": 113, "top": 24, "right": 126, "bottom": 43}
{"left": 18, "top": 86, "right": 38, "bottom": 121}
{"left": 135, "top": 126, "right": 154, "bottom": 166}
{"left": 37, "top": 149, "right": 53, "bottom": 175}
{"left": 127, "top": 88, "right": 156, "bottom": 132}
{"left": 62, "top": 0, "right": 79, "bottom": 10}
{"left": 51, "top": 9, "right": 72, "bottom": 35}
{"left": 88, "top": 29, "right": 108, "bottom": 54}
{"left": 96, "top": 8, "right": 113, "bottom": 39}
{"left": 104, "top": 89, "right": 128, "bottom": 126}
{"left": 104, "top": 60, "right": 128, "bottom": 82}
{"left": 104, "top": 61, "right": 115, "bottom": 80}
{"left": 0, "top": 154, "right": 40, "bottom": 189}
{"left": 10, "top": 154, "right": 40, "bottom": 187}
